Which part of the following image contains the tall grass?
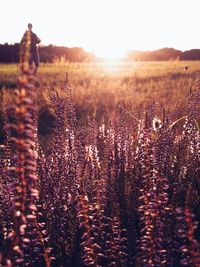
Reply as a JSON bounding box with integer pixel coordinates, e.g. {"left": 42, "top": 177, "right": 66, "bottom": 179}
{"left": 0, "top": 59, "right": 199, "bottom": 266}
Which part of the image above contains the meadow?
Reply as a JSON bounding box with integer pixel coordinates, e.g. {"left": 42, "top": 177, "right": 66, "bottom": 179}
{"left": 0, "top": 61, "right": 199, "bottom": 125}
{"left": 0, "top": 60, "right": 199, "bottom": 267}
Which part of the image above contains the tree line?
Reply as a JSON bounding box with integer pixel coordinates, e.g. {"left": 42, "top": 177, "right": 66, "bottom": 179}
{"left": 0, "top": 43, "right": 200, "bottom": 63}
{"left": 126, "top": 47, "right": 200, "bottom": 61}
{"left": 0, "top": 43, "right": 95, "bottom": 63}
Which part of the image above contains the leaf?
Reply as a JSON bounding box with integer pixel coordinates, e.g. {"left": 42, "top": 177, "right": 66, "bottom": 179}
{"left": 169, "top": 115, "right": 188, "bottom": 129}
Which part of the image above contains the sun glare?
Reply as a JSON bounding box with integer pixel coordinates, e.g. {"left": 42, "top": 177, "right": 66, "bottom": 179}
{"left": 91, "top": 45, "right": 127, "bottom": 61}
{"left": 92, "top": 47, "right": 126, "bottom": 73}
{"left": 1, "top": 0, "right": 199, "bottom": 60}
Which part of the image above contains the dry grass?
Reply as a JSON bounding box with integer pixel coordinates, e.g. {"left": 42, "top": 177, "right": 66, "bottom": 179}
{"left": 0, "top": 61, "right": 200, "bottom": 267}
{"left": 0, "top": 61, "right": 199, "bottom": 121}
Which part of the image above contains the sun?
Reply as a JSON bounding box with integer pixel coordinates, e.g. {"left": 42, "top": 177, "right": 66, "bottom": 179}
{"left": 91, "top": 45, "right": 127, "bottom": 61}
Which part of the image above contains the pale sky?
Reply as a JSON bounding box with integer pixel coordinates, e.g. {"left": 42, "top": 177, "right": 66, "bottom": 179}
{"left": 1, "top": 0, "right": 200, "bottom": 58}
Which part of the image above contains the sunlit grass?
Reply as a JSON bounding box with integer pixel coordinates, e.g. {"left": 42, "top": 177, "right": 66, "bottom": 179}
{"left": 0, "top": 61, "right": 199, "bottom": 122}
{"left": 0, "top": 60, "right": 200, "bottom": 266}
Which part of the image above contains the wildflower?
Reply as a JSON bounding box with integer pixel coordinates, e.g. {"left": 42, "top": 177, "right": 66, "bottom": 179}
{"left": 99, "top": 123, "right": 105, "bottom": 138}
{"left": 152, "top": 117, "right": 162, "bottom": 131}
{"left": 184, "top": 65, "right": 189, "bottom": 72}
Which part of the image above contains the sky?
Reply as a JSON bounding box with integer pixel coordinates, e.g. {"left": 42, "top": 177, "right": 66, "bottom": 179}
{"left": 1, "top": 0, "right": 200, "bottom": 59}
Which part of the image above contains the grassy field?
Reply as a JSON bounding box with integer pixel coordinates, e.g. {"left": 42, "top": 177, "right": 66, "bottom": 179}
{"left": 0, "top": 61, "right": 199, "bottom": 124}
{"left": 0, "top": 61, "right": 200, "bottom": 266}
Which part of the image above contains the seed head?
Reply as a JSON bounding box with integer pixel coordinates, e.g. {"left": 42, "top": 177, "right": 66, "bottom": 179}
{"left": 152, "top": 117, "right": 162, "bottom": 131}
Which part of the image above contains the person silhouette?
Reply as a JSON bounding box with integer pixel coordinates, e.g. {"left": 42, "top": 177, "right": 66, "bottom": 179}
{"left": 20, "top": 23, "right": 41, "bottom": 74}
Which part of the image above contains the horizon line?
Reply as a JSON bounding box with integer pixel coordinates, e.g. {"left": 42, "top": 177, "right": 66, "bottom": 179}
{"left": 1, "top": 42, "right": 200, "bottom": 54}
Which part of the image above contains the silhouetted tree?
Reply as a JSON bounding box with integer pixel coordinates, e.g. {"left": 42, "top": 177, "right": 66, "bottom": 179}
{"left": 180, "top": 49, "right": 200, "bottom": 60}
{"left": 0, "top": 44, "right": 200, "bottom": 63}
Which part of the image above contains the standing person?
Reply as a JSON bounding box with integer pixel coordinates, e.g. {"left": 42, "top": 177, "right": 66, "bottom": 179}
{"left": 20, "top": 23, "right": 41, "bottom": 74}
